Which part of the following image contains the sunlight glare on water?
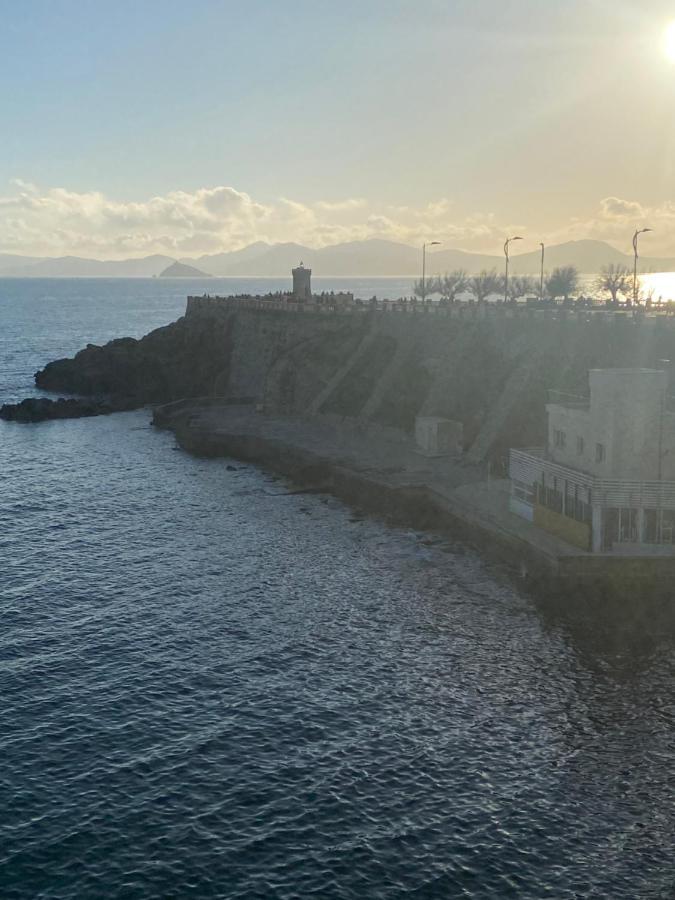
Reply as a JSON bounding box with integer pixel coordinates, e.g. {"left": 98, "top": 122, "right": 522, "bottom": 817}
{"left": 642, "top": 271, "right": 675, "bottom": 302}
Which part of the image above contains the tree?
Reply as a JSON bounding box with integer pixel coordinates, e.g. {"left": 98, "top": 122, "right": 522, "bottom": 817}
{"left": 506, "top": 274, "right": 537, "bottom": 302}
{"left": 469, "top": 269, "right": 501, "bottom": 302}
{"left": 546, "top": 266, "right": 579, "bottom": 301}
{"left": 413, "top": 275, "right": 440, "bottom": 299}
{"left": 438, "top": 270, "right": 468, "bottom": 302}
{"left": 596, "top": 264, "right": 630, "bottom": 304}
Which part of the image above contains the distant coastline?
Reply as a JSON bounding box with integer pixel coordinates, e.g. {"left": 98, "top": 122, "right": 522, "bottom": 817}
{"left": 3, "top": 238, "right": 675, "bottom": 279}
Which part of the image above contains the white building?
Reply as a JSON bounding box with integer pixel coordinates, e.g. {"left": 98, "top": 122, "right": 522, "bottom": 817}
{"left": 509, "top": 369, "right": 675, "bottom": 553}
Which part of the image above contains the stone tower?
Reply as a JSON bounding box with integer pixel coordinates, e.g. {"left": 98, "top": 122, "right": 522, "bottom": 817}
{"left": 292, "top": 262, "right": 312, "bottom": 301}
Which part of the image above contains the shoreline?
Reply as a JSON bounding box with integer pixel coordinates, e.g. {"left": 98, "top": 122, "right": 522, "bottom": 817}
{"left": 155, "top": 400, "right": 675, "bottom": 605}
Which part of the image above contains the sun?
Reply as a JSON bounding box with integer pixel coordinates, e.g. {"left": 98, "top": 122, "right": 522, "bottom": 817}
{"left": 663, "top": 21, "right": 675, "bottom": 62}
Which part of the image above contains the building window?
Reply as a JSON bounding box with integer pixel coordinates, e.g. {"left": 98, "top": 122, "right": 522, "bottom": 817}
{"left": 595, "top": 443, "right": 605, "bottom": 463}
{"left": 554, "top": 429, "right": 566, "bottom": 449}
{"left": 512, "top": 479, "right": 535, "bottom": 505}
{"left": 576, "top": 436, "right": 584, "bottom": 455}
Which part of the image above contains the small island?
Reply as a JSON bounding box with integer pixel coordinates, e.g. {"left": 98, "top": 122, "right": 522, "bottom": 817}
{"left": 159, "top": 260, "right": 211, "bottom": 278}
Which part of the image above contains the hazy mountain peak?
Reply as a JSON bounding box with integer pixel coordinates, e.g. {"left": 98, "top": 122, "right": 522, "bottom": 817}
{"left": 1, "top": 238, "right": 673, "bottom": 277}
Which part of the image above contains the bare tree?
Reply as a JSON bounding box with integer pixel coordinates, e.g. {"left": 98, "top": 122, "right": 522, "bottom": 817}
{"left": 596, "top": 264, "right": 630, "bottom": 304}
{"left": 438, "top": 270, "right": 468, "bottom": 302}
{"left": 506, "top": 274, "right": 537, "bottom": 301}
{"left": 469, "top": 269, "right": 501, "bottom": 302}
{"left": 413, "top": 276, "right": 440, "bottom": 299}
{"left": 546, "top": 266, "right": 579, "bottom": 301}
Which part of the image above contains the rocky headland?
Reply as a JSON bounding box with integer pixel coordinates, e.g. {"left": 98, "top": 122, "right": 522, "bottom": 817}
{"left": 34, "top": 317, "right": 235, "bottom": 406}
{"left": 12, "top": 299, "right": 675, "bottom": 595}
{"left": 25, "top": 300, "right": 675, "bottom": 465}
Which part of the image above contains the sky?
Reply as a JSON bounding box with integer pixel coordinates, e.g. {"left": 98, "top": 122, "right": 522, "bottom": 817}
{"left": 3, "top": 0, "right": 675, "bottom": 259}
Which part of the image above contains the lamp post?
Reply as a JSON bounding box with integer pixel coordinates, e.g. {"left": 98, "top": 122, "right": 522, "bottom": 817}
{"left": 539, "top": 242, "right": 545, "bottom": 303}
{"left": 632, "top": 227, "right": 653, "bottom": 305}
{"left": 422, "top": 241, "right": 441, "bottom": 302}
{"left": 503, "top": 236, "right": 523, "bottom": 303}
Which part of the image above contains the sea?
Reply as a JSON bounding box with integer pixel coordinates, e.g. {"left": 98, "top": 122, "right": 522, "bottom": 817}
{"left": 1, "top": 277, "right": 674, "bottom": 900}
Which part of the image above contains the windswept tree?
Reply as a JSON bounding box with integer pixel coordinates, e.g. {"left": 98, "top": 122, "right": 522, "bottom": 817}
{"left": 438, "top": 270, "right": 468, "bottom": 302}
{"left": 469, "top": 269, "right": 501, "bottom": 302}
{"left": 546, "top": 266, "right": 579, "bottom": 301}
{"left": 596, "top": 264, "right": 630, "bottom": 303}
{"left": 506, "top": 274, "right": 537, "bottom": 301}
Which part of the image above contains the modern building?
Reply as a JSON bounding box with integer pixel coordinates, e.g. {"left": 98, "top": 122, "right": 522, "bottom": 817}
{"left": 509, "top": 369, "right": 675, "bottom": 553}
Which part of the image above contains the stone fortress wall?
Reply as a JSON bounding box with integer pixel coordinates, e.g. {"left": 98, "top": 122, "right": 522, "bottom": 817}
{"left": 182, "top": 294, "right": 675, "bottom": 468}
{"left": 34, "top": 286, "right": 675, "bottom": 470}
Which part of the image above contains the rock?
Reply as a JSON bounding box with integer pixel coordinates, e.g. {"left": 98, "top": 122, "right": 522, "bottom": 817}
{"left": 0, "top": 396, "right": 138, "bottom": 423}
{"left": 34, "top": 317, "right": 234, "bottom": 404}
{"left": 7, "top": 314, "right": 236, "bottom": 425}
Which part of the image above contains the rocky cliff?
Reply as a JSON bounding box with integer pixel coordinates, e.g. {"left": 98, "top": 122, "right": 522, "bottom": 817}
{"left": 32, "top": 303, "right": 675, "bottom": 463}
{"left": 36, "top": 317, "right": 235, "bottom": 403}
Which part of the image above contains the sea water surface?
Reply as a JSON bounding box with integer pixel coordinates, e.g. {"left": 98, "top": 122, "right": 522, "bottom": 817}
{"left": 1, "top": 279, "right": 674, "bottom": 899}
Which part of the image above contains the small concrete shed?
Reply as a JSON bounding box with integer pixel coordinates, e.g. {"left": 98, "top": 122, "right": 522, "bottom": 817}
{"left": 415, "top": 416, "right": 463, "bottom": 457}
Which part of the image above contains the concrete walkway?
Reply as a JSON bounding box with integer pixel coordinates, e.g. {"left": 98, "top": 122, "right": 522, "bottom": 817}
{"left": 163, "top": 403, "right": 675, "bottom": 586}
{"left": 179, "top": 404, "right": 583, "bottom": 564}
{"left": 157, "top": 401, "right": 675, "bottom": 591}
{"left": 192, "top": 405, "right": 481, "bottom": 491}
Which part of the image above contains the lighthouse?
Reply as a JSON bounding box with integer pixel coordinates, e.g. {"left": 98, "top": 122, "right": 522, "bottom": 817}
{"left": 292, "top": 262, "right": 312, "bottom": 302}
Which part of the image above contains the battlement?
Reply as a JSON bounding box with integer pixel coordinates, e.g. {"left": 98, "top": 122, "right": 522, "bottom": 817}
{"left": 185, "top": 293, "right": 675, "bottom": 325}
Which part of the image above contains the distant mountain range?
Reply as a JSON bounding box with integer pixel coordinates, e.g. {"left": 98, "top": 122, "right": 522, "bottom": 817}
{"left": 0, "top": 253, "right": 175, "bottom": 278}
{"left": 1, "top": 239, "right": 674, "bottom": 278}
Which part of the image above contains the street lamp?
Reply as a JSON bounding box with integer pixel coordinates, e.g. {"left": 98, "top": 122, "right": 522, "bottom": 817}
{"left": 539, "top": 242, "right": 545, "bottom": 303}
{"left": 632, "top": 227, "right": 653, "bottom": 305}
{"left": 422, "top": 241, "right": 441, "bottom": 302}
{"left": 503, "top": 236, "right": 523, "bottom": 303}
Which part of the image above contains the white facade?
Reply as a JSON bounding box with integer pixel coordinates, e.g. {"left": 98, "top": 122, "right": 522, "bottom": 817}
{"left": 510, "top": 369, "right": 675, "bottom": 554}
{"left": 547, "top": 369, "right": 675, "bottom": 481}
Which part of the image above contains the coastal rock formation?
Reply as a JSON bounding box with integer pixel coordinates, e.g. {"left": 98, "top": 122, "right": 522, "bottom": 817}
{"left": 0, "top": 396, "right": 137, "bottom": 423}
{"left": 29, "top": 302, "right": 675, "bottom": 462}
{"left": 35, "top": 318, "right": 236, "bottom": 403}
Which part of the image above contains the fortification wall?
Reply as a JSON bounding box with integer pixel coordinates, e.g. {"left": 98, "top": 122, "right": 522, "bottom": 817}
{"left": 196, "top": 300, "right": 675, "bottom": 466}
{"left": 37, "top": 297, "right": 675, "bottom": 468}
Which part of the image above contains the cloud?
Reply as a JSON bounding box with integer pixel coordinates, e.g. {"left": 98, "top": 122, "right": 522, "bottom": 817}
{"left": 550, "top": 196, "right": 675, "bottom": 255}
{"left": 314, "top": 198, "right": 366, "bottom": 212}
{"left": 599, "top": 196, "right": 645, "bottom": 219}
{"left": 0, "top": 182, "right": 269, "bottom": 257}
{"left": 0, "top": 180, "right": 526, "bottom": 258}
{"left": 5, "top": 181, "right": 672, "bottom": 260}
